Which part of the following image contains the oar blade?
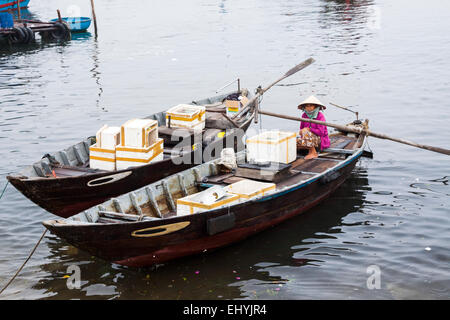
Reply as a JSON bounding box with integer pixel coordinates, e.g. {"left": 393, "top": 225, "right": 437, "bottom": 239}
{"left": 284, "top": 57, "right": 315, "bottom": 78}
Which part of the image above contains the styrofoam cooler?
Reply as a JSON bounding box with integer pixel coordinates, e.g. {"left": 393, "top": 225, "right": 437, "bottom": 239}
{"left": 165, "top": 104, "right": 206, "bottom": 130}
{"left": 121, "top": 118, "right": 158, "bottom": 148}
{"left": 89, "top": 143, "right": 117, "bottom": 171}
{"left": 246, "top": 131, "right": 297, "bottom": 164}
{"left": 224, "top": 179, "right": 276, "bottom": 202}
{"left": 116, "top": 138, "right": 164, "bottom": 170}
{"left": 176, "top": 186, "right": 240, "bottom": 216}
{"left": 98, "top": 126, "right": 121, "bottom": 149}
{"left": 90, "top": 125, "right": 121, "bottom": 171}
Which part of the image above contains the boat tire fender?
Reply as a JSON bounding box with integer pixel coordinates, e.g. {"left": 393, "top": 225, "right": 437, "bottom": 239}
{"left": 24, "top": 26, "right": 35, "bottom": 43}
{"left": 9, "top": 27, "right": 26, "bottom": 44}
{"left": 51, "top": 22, "right": 71, "bottom": 41}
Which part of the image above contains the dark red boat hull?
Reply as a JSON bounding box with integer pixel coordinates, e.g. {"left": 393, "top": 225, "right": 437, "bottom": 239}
{"left": 8, "top": 158, "right": 193, "bottom": 218}
{"left": 43, "top": 152, "right": 362, "bottom": 267}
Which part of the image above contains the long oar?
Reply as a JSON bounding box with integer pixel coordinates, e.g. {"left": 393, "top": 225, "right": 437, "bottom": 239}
{"left": 259, "top": 110, "right": 450, "bottom": 156}
{"left": 329, "top": 102, "right": 359, "bottom": 120}
{"left": 232, "top": 57, "right": 315, "bottom": 120}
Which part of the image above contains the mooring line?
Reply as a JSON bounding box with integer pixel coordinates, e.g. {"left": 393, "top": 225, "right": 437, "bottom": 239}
{"left": 0, "top": 229, "right": 48, "bottom": 296}
{"left": 0, "top": 181, "right": 9, "bottom": 201}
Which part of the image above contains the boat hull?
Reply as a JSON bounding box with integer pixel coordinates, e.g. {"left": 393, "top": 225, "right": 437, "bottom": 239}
{"left": 8, "top": 159, "right": 193, "bottom": 218}
{"left": 0, "top": 0, "right": 30, "bottom": 11}
{"left": 43, "top": 151, "right": 362, "bottom": 267}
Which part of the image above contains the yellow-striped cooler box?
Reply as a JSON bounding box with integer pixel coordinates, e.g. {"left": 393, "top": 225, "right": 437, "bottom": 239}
{"left": 116, "top": 138, "right": 164, "bottom": 170}
{"left": 246, "top": 131, "right": 297, "bottom": 164}
{"left": 165, "top": 104, "right": 206, "bottom": 130}
{"left": 176, "top": 186, "right": 240, "bottom": 216}
{"left": 89, "top": 143, "right": 117, "bottom": 171}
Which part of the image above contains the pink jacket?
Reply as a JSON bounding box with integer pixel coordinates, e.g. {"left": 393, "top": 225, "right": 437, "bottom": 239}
{"left": 300, "top": 112, "right": 330, "bottom": 150}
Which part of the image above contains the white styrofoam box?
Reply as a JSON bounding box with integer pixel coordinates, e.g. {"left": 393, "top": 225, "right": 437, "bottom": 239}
{"left": 116, "top": 138, "right": 164, "bottom": 170}
{"left": 224, "top": 179, "right": 276, "bottom": 202}
{"left": 165, "top": 104, "right": 206, "bottom": 130}
{"left": 89, "top": 143, "right": 116, "bottom": 171}
{"left": 100, "top": 126, "right": 121, "bottom": 149}
{"left": 121, "top": 118, "right": 158, "bottom": 148}
{"left": 246, "top": 131, "right": 297, "bottom": 164}
{"left": 95, "top": 124, "right": 107, "bottom": 147}
{"left": 176, "top": 188, "right": 240, "bottom": 216}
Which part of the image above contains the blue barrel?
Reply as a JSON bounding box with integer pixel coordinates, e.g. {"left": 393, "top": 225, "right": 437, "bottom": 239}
{"left": 0, "top": 12, "right": 14, "bottom": 29}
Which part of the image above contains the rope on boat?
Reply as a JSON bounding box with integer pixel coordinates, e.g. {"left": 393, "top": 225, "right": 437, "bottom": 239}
{"left": 0, "top": 181, "right": 9, "bottom": 201}
{"left": 0, "top": 229, "right": 48, "bottom": 296}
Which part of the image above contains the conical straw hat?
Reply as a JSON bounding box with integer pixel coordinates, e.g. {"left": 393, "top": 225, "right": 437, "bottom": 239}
{"left": 297, "top": 95, "right": 326, "bottom": 110}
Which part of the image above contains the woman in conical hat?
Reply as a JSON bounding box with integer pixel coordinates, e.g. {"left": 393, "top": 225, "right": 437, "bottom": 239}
{"left": 297, "top": 95, "right": 331, "bottom": 159}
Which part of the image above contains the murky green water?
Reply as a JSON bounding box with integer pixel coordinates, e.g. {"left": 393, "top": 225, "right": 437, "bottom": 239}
{"left": 0, "top": 0, "right": 449, "bottom": 299}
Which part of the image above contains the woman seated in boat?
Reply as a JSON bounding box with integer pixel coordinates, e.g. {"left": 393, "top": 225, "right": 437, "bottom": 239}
{"left": 297, "top": 95, "right": 330, "bottom": 159}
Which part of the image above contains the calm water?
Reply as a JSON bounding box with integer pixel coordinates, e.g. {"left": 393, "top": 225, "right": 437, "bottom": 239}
{"left": 0, "top": 0, "right": 449, "bottom": 300}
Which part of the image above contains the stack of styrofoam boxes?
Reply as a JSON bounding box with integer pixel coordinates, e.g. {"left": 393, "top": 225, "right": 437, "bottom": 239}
{"left": 224, "top": 179, "right": 276, "bottom": 203}
{"left": 246, "top": 131, "right": 297, "bottom": 164}
{"left": 165, "top": 104, "right": 206, "bottom": 130}
{"left": 115, "top": 118, "right": 163, "bottom": 170}
{"left": 89, "top": 125, "right": 121, "bottom": 171}
{"left": 176, "top": 185, "right": 240, "bottom": 216}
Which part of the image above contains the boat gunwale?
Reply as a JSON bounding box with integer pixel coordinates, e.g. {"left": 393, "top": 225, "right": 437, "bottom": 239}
{"left": 7, "top": 91, "right": 255, "bottom": 183}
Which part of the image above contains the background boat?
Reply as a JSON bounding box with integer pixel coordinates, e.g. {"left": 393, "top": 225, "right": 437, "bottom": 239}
{"left": 0, "top": 0, "right": 30, "bottom": 12}
{"left": 7, "top": 90, "right": 255, "bottom": 218}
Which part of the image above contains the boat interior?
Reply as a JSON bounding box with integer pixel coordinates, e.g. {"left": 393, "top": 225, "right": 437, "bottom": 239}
{"left": 50, "top": 131, "right": 365, "bottom": 226}
{"left": 13, "top": 91, "right": 254, "bottom": 180}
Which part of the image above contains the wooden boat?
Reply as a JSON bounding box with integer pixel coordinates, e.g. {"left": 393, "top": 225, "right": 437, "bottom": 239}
{"left": 0, "top": 0, "right": 30, "bottom": 12}
{"left": 42, "top": 121, "right": 368, "bottom": 267}
{"left": 7, "top": 90, "right": 256, "bottom": 218}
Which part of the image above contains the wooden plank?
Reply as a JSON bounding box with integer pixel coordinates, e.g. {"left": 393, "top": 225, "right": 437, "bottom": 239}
{"left": 53, "top": 167, "right": 87, "bottom": 177}
{"left": 162, "top": 180, "right": 176, "bottom": 212}
{"left": 145, "top": 187, "right": 162, "bottom": 218}
{"left": 294, "top": 159, "right": 334, "bottom": 173}
{"left": 129, "top": 192, "right": 143, "bottom": 216}
{"left": 222, "top": 176, "right": 246, "bottom": 185}
{"left": 206, "top": 173, "right": 234, "bottom": 183}
{"left": 235, "top": 166, "right": 290, "bottom": 182}
{"left": 321, "top": 148, "right": 356, "bottom": 155}
{"left": 177, "top": 174, "right": 188, "bottom": 197}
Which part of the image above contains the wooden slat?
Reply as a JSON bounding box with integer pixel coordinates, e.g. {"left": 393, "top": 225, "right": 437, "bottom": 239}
{"left": 145, "top": 187, "right": 162, "bottom": 218}
{"left": 321, "top": 148, "right": 356, "bottom": 155}
{"left": 162, "top": 180, "right": 176, "bottom": 212}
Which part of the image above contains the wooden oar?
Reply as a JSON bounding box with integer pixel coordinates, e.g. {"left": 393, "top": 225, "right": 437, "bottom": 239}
{"left": 329, "top": 102, "right": 359, "bottom": 120}
{"left": 232, "top": 57, "right": 315, "bottom": 120}
{"left": 259, "top": 110, "right": 450, "bottom": 156}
